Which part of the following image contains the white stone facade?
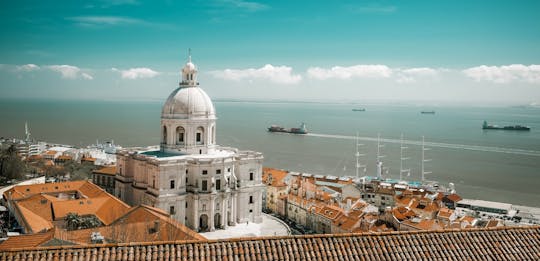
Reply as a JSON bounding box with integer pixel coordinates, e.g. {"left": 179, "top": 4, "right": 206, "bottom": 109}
{"left": 115, "top": 55, "right": 264, "bottom": 232}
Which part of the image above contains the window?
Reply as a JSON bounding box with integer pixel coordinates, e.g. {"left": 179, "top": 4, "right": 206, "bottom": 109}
{"left": 196, "top": 133, "right": 201, "bottom": 142}
{"left": 186, "top": 177, "right": 188, "bottom": 184}
{"left": 202, "top": 180, "right": 208, "bottom": 191}
{"left": 186, "top": 169, "right": 188, "bottom": 174}
{"left": 202, "top": 170, "right": 208, "bottom": 175}
{"left": 216, "top": 179, "right": 221, "bottom": 190}
{"left": 249, "top": 172, "right": 254, "bottom": 181}
{"left": 170, "top": 206, "right": 175, "bottom": 215}
{"left": 216, "top": 169, "right": 221, "bottom": 174}
{"left": 162, "top": 126, "right": 167, "bottom": 143}
{"left": 176, "top": 126, "right": 185, "bottom": 144}
{"left": 170, "top": 180, "right": 175, "bottom": 189}
{"left": 249, "top": 196, "right": 254, "bottom": 204}
{"left": 185, "top": 202, "right": 188, "bottom": 208}
{"left": 250, "top": 209, "right": 253, "bottom": 213}
{"left": 227, "top": 167, "right": 231, "bottom": 172}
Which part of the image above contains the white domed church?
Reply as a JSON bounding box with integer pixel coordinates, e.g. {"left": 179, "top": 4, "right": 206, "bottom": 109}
{"left": 115, "top": 55, "right": 264, "bottom": 232}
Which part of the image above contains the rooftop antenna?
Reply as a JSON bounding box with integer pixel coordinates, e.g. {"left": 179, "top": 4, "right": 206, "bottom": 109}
{"left": 355, "top": 132, "right": 367, "bottom": 178}
{"left": 399, "top": 133, "right": 411, "bottom": 181}
{"left": 188, "top": 48, "right": 192, "bottom": 62}
{"left": 376, "top": 133, "right": 386, "bottom": 179}
{"left": 421, "top": 136, "right": 432, "bottom": 182}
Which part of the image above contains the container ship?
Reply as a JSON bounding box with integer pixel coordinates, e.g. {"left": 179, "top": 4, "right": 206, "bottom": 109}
{"left": 482, "top": 121, "right": 530, "bottom": 131}
{"left": 268, "top": 123, "right": 308, "bottom": 134}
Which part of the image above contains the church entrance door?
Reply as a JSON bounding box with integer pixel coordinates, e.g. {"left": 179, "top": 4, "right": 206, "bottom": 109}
{"left": 199, "top": 214, "right": 209, "bottom": 232}
{"left": 214, "top": 213, "right": 221, "bottom": 229}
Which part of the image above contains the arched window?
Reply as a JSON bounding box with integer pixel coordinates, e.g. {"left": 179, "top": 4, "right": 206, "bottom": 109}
{"left": 176, "top": 126, "right": 185, "bottom": 145}
{"left": 162, "top": 126, "right": 167, "bottom": 144}
{"left": 196, "top": 126, "right": 204, "bottom": 145}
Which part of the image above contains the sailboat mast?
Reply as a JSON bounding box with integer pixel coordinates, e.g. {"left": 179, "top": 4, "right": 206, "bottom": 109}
{"left": 421, "top": 136, "right": 432, "bottom": 182}
{"left": 400, "top": 134, "right": 410, "bottom": 181}
{"left": 355, "top": 132, "right": 366, "bottom": 178}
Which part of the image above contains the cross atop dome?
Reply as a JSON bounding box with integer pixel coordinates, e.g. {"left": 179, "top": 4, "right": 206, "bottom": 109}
{"left": 181, "top": 49, "right": 198, "bottom": 87}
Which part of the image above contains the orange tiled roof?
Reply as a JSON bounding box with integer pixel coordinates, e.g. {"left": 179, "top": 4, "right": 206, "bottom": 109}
{"left": 402, "top": 218, "right": 443, "bottom": 231}
{"left": 92, "top": 166, "right": 117, "bottom": 176}
{"left": 0, "top": 205, "right": 204, "bottom": 250}
{"left": 0, "top": 230, "right": 55, "bottom": 250}
{"left": 317, "top": 205, "right": 343, "bottom": 220}
{"left": 56, "top": 155, "right": 72, "bottom": 160}
{"left": 262, "top": 167, "right": 289, "bottom": 187}
{"left": 2, "top": 226, "right": 539, "bottom": 260}
{"left": 4, "top": 180, "right": 130, "bottom": 233}
{"left": 446, "top": 193, "right": 462, "bottom": 202}
{"left": 437, "top": 207, "right": 454, "bottom": 219}
{"left": 44, "top": 150, "right": 57, "bottom": 155}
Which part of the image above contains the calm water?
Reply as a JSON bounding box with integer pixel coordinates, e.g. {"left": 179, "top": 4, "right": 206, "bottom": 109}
{"left": 1, "top": 99, "right": 540, "bottom": 206}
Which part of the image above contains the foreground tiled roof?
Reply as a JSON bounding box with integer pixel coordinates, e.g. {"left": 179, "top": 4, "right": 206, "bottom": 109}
{"left": 2, "top": 226, "right": 539, "bottom": 260}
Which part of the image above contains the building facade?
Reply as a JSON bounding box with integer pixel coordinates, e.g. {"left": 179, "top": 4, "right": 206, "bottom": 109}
{"left": 115, "top": 55, "right": 265, "bottom": 232}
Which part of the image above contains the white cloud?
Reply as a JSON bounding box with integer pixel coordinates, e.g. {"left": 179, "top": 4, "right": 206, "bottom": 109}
{"left": 67, "top": 16, "right": 144, "bottom": 26}
{"left": 211, "top": 64, "right": 302, "bottom": 84}
{"left": 219, "top": 0, "right": 268, "bottom": 12}
{"left": 16, "top": 64, "right": 40, "bottom": 72}
{"left": 81, "top": 73, "right": 94, "bottom": 80}
{"left": 396, "top": 67, "right": 439, "bottom": 83}
{"left": 47, "top": 65, "right": 93, "bottom": 80}
{"left": 307, "top": 65, "right": 392, "bottom": 80}
{"left": 112, "top": 67, "right": 160, "bottom": 79}
{"left": 463, "top": 64, "right": 540, "bottom": 84}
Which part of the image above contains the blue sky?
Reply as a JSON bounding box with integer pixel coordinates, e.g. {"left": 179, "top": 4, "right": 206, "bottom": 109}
{"left": 1, "top": 0, "right": 540, "bottom": 104}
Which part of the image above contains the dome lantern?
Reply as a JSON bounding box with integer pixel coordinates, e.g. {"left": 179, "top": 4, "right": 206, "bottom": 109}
{"left": 181, "top": 49, "right": 198, "bottom": 87}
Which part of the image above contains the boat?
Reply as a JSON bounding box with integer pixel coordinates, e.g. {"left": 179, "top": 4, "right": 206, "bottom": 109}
{"left": 268, "top": 123, "right": 308, "bottom": 134}
{"left": 482, "top": 121, "right": 530, "bottom": 131}
{"left": 352, "top": 108, "right": 366, "bottom": 112}
{"left": 421, "top": 111, "right": 435, "bottom": 114}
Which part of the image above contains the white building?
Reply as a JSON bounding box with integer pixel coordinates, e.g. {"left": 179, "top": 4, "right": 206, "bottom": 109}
{"left": 115, "top": 55, "right": 265, "bottom": 232}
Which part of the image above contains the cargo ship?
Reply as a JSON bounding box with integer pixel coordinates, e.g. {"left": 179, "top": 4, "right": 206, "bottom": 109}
{"left": 352, "top": 108, "right": 366, "bottom": 112}
{"left": 268, "top": 123, "right": 308, "bottom": 134}
{"left": 482, "top": 121, "right": 530, "bottom": 131}
{"left": 421, "top": 111, "right": 435, "bottom": 114}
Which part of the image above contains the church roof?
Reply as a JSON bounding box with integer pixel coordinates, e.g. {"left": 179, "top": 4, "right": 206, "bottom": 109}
{"left": 2, "top": 226, "right": 539, "bottom": 260}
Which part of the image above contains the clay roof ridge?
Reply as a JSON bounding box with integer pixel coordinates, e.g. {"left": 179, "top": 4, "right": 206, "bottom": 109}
{"left": 2, "top": 225, "right": 539, "bottom": 253}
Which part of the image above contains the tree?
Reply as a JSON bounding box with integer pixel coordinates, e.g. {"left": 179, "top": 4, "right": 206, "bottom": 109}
{"left": 0, "top": 144, "right": 25, "bottom": 183}
{"left": 65, "top": 212, "right": 82, "bottom": 230}
{"left": 64, "top": 212, "right": 102, "bottom": 230}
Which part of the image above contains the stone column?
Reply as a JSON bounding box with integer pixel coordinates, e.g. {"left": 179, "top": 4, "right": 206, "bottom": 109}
{"left": 209, "top": 196, "right": 215, "bottom": 231}
{"left": 221, "top": 196, "right": 227, "bottom": 229}
{"left": 192, "top": 195, "right": 199, "bottom": 231}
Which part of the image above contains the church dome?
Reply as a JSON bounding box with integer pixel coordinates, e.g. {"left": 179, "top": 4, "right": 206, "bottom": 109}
{"left": 161, "top": 53, "right": 215, "bottom": 119}
{"left": 161, "top": 86, "right": 215, "bottom": 119}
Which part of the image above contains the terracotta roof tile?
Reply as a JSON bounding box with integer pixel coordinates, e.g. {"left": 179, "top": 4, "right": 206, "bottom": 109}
{"left": 0, "top": 230, "right": 55, "bottom": 250}
{"left": 4, "top": 180, "right": 130, "bottom": 233}
{"left": 2, "top": 226, "right": 540, "bottom": 260}
{"left": 92, "top": 166, "right": 117, "bottom": 176}
{"left": 262, "top": 167, "right": 289, "bottom": 187}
